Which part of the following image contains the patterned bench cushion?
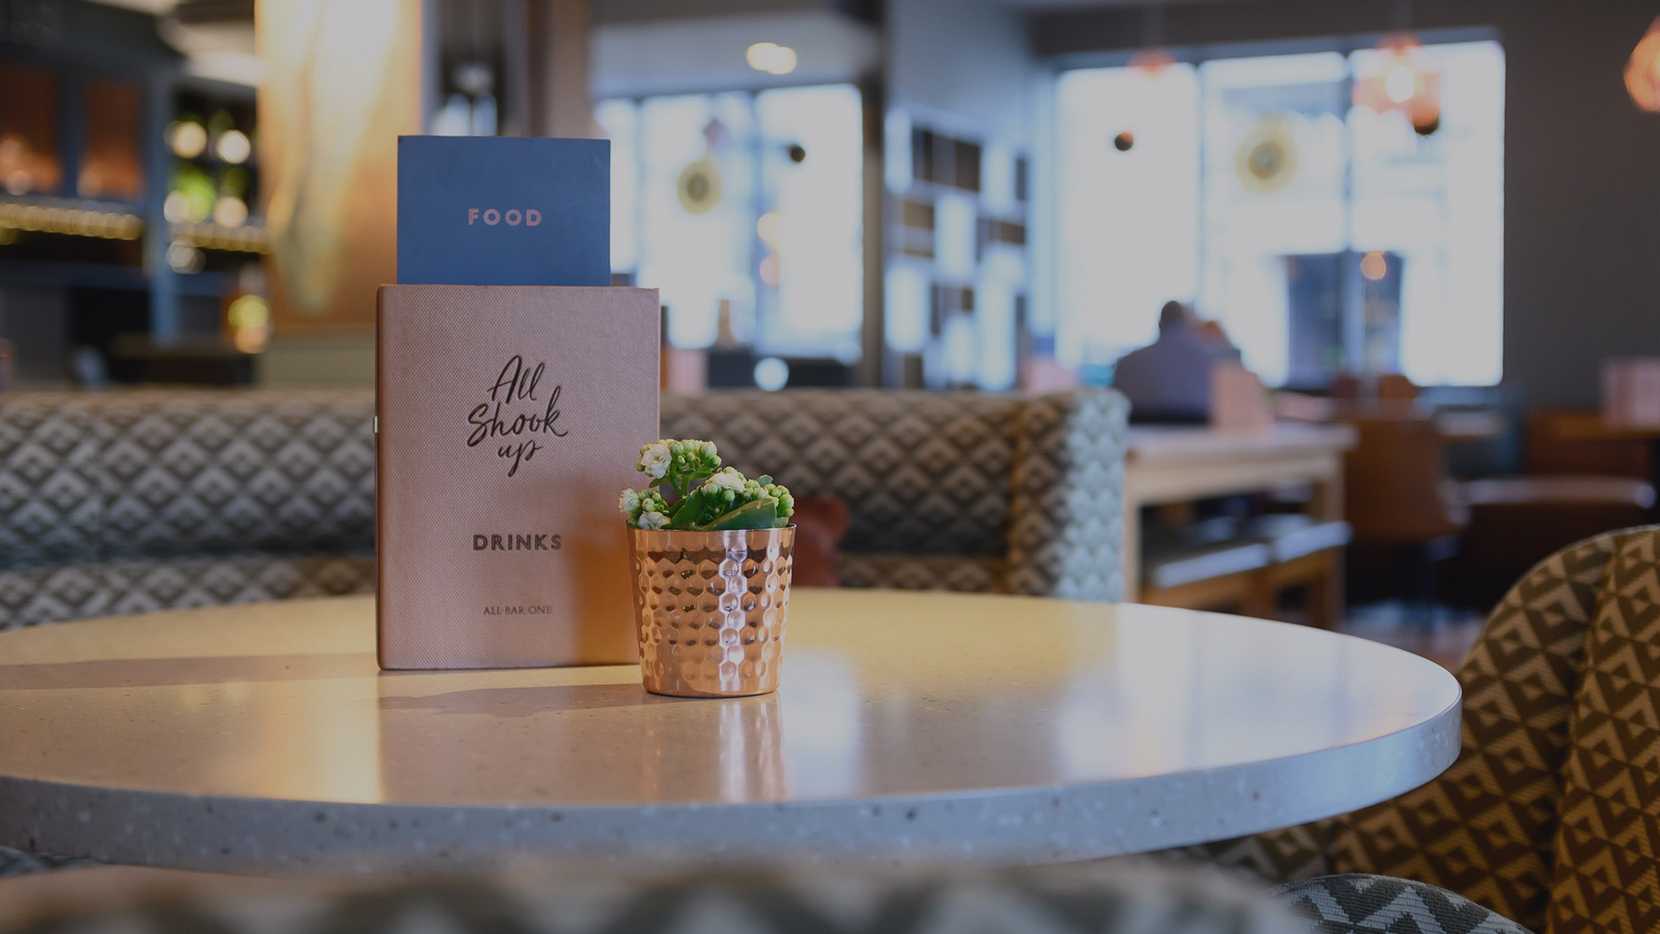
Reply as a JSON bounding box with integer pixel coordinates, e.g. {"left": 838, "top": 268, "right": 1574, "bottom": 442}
{"left": 663, "top": 391, "right": 1019, "bottom": 558}
{"left": 0, "top": 553, "right": 374, "bottom": 631}
{"left": 2, "top": 388, "right": 1129, "bottom": 629}
{"left": 0, "top": 393, "right": 103, "bottom": 566}
{"left": 2, "top": 391, "right": 377, "bottom": 566}
{"left": 95, "top": 391, "right": 375, "bottom": 559}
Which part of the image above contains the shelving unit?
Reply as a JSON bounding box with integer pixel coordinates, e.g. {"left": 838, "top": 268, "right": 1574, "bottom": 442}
{"left": 0, "top": 1, "right": 266, "bottom": 386}
{"left": 884, "top": 114, "right": 1032, "bottom": 389}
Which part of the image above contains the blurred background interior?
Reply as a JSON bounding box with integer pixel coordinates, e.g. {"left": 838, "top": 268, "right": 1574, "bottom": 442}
{"left": 3, "top": 0, "right": 1660, "bottom": 659}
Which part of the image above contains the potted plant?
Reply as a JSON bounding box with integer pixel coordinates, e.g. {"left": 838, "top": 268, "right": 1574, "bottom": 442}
{"left": 620, "top": 439, "right": 795, "bottom": 697}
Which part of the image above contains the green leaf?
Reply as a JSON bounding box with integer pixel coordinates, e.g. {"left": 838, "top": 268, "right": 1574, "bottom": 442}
{"left": 667, "top": 489, "right": 715, "bottom": 530}
{"left": 697, "top": 497, "right": 782, "bottom": 531}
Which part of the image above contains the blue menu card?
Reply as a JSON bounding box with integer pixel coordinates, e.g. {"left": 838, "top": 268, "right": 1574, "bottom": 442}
{"left": 396, "top": 136, "right": 610, "bottom": 286}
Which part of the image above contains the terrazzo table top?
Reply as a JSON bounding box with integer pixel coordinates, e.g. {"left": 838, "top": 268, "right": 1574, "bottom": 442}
{"left": 0, "top": 590, "right": 1460, "bottom": 873}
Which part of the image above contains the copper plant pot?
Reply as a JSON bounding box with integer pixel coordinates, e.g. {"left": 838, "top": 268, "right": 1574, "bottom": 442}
{"left": 627, "top": 526, "right": 795, "bottom": 697}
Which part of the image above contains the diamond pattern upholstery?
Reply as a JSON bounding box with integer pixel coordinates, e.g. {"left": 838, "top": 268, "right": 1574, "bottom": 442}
{"left": 1324, "top": 530, "right": 1633, "bottom": 930}
{"left": 839, "top": 554, "right": 1007, "bottom": 592}
{"left": 1, "top": 390, "right": 377, "bottom": 631}
{"left": 0, "top": 554, "right": 375, "bottom": 629}
{"left": 2, "top": 388, "right": 1129, "bottom": 631}
{"left": 1549, "top": 529, "right": 1660, "bottom": 933}
{"left": 95, "top": 391, "right": 375, "bottom": 559}
{"left": 0, "top": 863, "right": 1301, "bottom": 934}
{"left": 0, "top": 393, "right": 103, "bottom": 566}
{"left": 1279, "top": 874, "right": 1530, "bottom": 933}
{"left": 662, "top": 391, "right": 1017, "bottom": 556}
{"left": 663, "top": 390, "right": 1128, "bottom": 601}
{"left": 1175, "top": 528, "right": 1660, "bottom": 933}
{"left": 660, "top": 389, "right": 1128, "bottom": 597}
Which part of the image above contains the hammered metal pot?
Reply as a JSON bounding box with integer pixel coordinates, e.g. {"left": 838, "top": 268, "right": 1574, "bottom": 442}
{"left": 627, "top": 526, "right": 795, "bottom": 697}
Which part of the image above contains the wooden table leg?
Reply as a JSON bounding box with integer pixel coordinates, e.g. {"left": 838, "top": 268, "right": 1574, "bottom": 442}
{"left": 1308, "top": 551, "right": 1344, "bottom": 630}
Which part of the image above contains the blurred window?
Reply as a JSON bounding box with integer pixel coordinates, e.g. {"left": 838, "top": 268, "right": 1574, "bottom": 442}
{"left": 598, "top": 84, "right": 863, "bottom": 360}
{"left": 1057, "top": 39, "right": 1504, "bottom": 387}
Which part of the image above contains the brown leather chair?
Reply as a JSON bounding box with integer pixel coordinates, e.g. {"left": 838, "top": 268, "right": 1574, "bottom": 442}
{"left": 1445, "top": 409, "right": 1658, "bottom": 605}
{"left": 1331, "top": 371, "right": 1420, "bottom": 404}
{"left": 1342, "top": 414, "right": 1467, "bottom": 607}
{"left": 1525, "top": 409, "right": 1653, "bottom": 479}
{"left": 1458, "top": 476, "right": 1655, "bottom": 607}
{"left": 1343, "top": 415, "right": 1467, "bottom": 546}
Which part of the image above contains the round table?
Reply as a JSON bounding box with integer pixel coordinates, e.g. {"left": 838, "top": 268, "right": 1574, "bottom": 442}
{"left": 0, "top": 590, "right": 1460, "bottom": 873}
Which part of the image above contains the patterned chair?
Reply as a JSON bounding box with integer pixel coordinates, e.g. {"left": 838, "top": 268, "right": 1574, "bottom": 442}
{"left": 1, "top": 388, "right": 1129, "bottom": 628}
{"left": 1179, "top": 526, "right": 1660, "bottom": 934}
{"left": 0, "top": 863, "right": 1300, "bottom": 934}
{"left": 1277, "top": 874, "right": 1530, "bottom": 933}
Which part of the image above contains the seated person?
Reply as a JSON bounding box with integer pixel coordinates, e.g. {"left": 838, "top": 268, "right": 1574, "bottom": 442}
{"left": 1112, "top": 301, "right": 1242, "bottom": 423}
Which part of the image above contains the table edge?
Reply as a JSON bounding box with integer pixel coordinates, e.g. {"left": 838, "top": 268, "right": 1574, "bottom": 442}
{"left": 0, "top": 690, "right": 1460, "bottom": 871}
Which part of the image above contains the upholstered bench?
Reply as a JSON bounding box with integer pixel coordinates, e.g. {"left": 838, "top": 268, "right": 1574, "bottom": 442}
{"left": 1, "top": 388, "right": 1129, "bottom": 630}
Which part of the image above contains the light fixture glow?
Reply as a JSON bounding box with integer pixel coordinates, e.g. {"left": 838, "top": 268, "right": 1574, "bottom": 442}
{"left": 1129, "top": 49, "right": 1175, "bottom": 76}
{"left": 753, "top": 357, "right": 789, "bottom": 391}
{"left": 227, "top": 294, "right": 272, "bottom": 354}
{"left": 745, "top": 42, "right": 797, "bottom": 76}
{"left": 1384, "top": 63, "right": 1416, "bottom": 104}
{"left": 163, "top": 191, "right": 190, "bottom": 223}
{"left": 1361, "top": 251, "right": 1388, "bottom": 282}
{"left": 167, "top": 240, "right": 205, "bottom": 274}
{"left": 213, "top": 195, "right": 249, "bottom": 228}
{"left": 1628, "top": 17, "right": 1660, "bottom": 113}
{"left": 215, "top": 129, "right": 252, "bottom": 165}
{"left": 168, "top": 121, "right": 207, "bottom": 159}
{"left": 756, "top": 211, "right": 782, "bottom": 246}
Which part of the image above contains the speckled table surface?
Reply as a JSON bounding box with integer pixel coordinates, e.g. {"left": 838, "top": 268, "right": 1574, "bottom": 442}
{"left": 0, "top": 590, "right": 1459, "bottom": 873}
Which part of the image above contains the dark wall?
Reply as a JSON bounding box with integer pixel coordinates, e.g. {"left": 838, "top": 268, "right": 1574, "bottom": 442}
{"left": 888, "top": 0, "right": 1035, "bottom": 144}
{"left": 594, "top": 0, "right": 877, "bottom": 26}
{"left": 1031, "top": 0, "right": 1660, "bottom": 410}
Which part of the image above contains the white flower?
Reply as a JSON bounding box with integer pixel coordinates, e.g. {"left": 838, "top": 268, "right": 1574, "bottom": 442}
{"left": 638, "top": 442, "right": 671, "bottom": 479}
{"left": 703, "top": 467, "right": 746, "bottom": 494}
{"left": 700, "top": 440, "right": 718, "bottom": 460}
{"left": 637, "top": 510, "right": 669, "bottom": 530}
{"left": 618, "top": 489, "right": 641, "bottom": 517}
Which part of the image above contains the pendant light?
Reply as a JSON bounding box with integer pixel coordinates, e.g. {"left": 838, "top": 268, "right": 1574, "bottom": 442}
{"left": 1129, "top": 0, "right": 1173, "bottom": 77}
{"left": 1629, "top": 17, "right": 1660, "bottom": 113}
{"left": 1362, "top": 0, "right": 1441, "bottom": 136}
{"left": 1114, "top": 0, "right": 1170, "bottom": 154}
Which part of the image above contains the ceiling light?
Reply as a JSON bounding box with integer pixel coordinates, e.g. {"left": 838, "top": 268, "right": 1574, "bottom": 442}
{"left": 1361, "top": 251, "right": 1388, "bottom": 282}
{"left": 746, "top": 42, "right": 797, "bottom": 76}
{"left": 1129, "top": 49, "right": 1175, "bottom": 76}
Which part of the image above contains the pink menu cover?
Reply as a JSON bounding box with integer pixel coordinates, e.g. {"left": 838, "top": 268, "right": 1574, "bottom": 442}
{"left": 376, "top": 284, "right": 659, "bottom": 669}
